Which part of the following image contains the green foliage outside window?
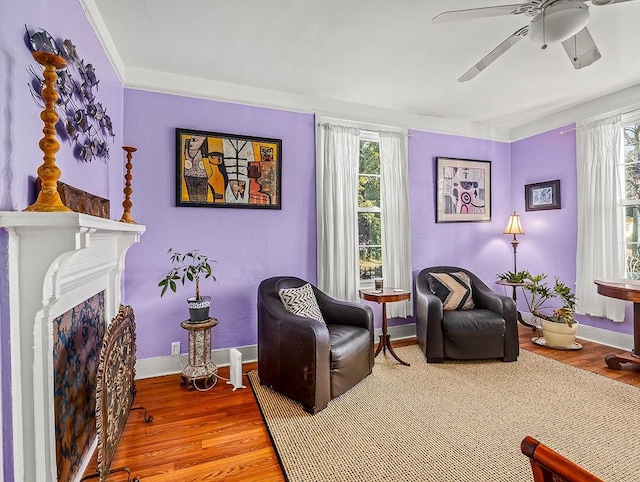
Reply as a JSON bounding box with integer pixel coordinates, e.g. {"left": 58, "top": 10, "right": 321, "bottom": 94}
{"left": 358, "top": 140, "right": 382, "bottom": 280}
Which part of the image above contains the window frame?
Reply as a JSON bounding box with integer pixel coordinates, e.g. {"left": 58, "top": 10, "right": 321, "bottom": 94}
{"left": 620, "top": 112, "right": 640, "bottom": 279}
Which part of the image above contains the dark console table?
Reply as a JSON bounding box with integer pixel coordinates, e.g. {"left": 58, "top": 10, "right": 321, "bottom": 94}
{"left": 594, "top": 279, "right": 640, "bottom": 370}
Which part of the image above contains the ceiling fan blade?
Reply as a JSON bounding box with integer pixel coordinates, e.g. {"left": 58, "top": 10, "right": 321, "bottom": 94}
{"left": 561, "top": 27, "right": 601, "bottom": 69}
{"left": 432, "top": 4, "right": 523, "bottom": 23}
{"left": 458, "top": 26, "right": 528, "bottom": 82}
{"left": 591, "top": 0, "right": 637, "bottom": 6}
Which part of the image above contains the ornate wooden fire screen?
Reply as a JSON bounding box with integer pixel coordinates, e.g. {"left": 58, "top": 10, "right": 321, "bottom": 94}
{"left": 82, "top": 305, "right": 152, "bottom": 482}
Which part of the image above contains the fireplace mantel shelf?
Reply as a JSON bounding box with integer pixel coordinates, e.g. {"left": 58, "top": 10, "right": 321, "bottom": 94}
{"left": 0, "top": 211, "right": 146, "bottom": 233}
{"left": 1, "top": 210, "right": 145, "bottom": 482}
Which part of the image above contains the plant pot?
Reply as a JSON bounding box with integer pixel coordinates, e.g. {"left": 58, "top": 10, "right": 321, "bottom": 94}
{"left": 187, "top": 296, "right": 211, "bottom": 322}
{"left": 540, "top": 318, "right": 578, "bottom": 349}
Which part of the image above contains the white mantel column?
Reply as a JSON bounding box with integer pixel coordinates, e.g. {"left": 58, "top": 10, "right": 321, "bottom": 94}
{"left": 0, "top": 212, "right": 145, "bottom": 482}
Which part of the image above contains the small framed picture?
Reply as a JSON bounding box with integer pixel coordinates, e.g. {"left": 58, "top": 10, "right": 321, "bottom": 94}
{"left": 525, "top": 180, "right": 561, "bottom": 211}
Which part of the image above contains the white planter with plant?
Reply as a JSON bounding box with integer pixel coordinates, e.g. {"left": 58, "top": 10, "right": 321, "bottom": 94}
{"left": 522, "top": 273, "right": 578, "bottom": 349}
{"left": 497, "top": 270, "right": 579, "bottom": 348}
{"left": 159, "top": 249, "right": 217, "bottom": 322}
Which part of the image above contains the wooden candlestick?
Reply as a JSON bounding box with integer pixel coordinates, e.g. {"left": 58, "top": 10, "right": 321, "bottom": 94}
{"left": 24, "top": 51, "right": 72, "bottom": 212}
{"left": 119, "top": 146, "right": 137, "bottom": 223}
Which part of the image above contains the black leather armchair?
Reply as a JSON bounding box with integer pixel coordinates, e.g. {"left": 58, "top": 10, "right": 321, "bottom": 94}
{"left": 415, "top": 266, "right": 519, "bottom": 363}
{"left": 257, "top": 276, "right": 374, "bottom": 414}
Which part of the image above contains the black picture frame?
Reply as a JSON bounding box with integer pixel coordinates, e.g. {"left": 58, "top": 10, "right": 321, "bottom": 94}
{"left": 525, "top": 180, "right": 561, "bottom": 211}
{"left": 175, "top": 128, "right": 282, "bottom": 209}
{"left": 435, "top": 156, "right": 491, "bottom": 223}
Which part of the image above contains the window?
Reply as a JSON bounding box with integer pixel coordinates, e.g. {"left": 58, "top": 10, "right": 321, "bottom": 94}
{"left": 622, "top": 118, "right": 640, "bottom": 278}
{"left": 358, "top": 131, "right": 382, "bottom": 282}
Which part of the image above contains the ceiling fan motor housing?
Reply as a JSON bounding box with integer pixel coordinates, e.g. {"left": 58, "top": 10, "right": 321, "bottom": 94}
{"left": 529, "top": 1, "right": 590, "bottom": 45}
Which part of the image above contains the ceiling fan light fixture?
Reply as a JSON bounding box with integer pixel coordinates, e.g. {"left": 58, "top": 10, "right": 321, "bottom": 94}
{"left": 529, "top": 2, "right": 590, "bottom": 45}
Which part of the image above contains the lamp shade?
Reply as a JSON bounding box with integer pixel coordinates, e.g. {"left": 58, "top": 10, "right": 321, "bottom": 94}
{"left": 504, "top": 212, "right": 525, "bottom": 235}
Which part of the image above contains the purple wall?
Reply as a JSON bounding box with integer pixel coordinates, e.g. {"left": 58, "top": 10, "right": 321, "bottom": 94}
{"left": 510, "top": 125, "right": 632, "bottom": 334}
{"left": 408, "top": 129, "right": 514, "bottom": 289}
{"left": 0, "top": 0, "right": 126, "bottom": 478}
{"left": 122, "top": 89, "right": 316, "bottom": 358}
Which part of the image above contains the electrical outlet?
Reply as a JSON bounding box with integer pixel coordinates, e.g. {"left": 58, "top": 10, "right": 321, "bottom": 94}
{"left": 171, "top": 341, "right": 180, "bottom": 357}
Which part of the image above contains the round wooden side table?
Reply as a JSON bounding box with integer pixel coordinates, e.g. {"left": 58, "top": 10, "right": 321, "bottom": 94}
{"left": 359, "top": 288, "right": 411, "bottom": 366}
{"left": 180, "top": 318, "right": 219, "bottom": 390}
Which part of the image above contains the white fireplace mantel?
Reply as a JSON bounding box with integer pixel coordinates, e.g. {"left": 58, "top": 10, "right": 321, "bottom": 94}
{"left": 0, "top": 211, "right": 145, "bottom": 482}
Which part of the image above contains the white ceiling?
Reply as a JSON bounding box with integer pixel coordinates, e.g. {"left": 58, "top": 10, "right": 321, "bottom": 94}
{"left": 89, "top": 0, "right": 640, "bottom": 138}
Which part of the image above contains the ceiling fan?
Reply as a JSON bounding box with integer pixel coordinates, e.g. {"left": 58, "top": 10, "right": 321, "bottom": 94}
{"left": 432, "top": 0, "right": 637, "bottom": 82}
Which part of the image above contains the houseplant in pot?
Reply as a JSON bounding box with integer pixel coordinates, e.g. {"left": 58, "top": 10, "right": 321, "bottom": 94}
{"left": 158, "top": 248, "right": 217, "bottom": 322}
{"left": 522, "top": 273, "right": 578, "bottom": 349}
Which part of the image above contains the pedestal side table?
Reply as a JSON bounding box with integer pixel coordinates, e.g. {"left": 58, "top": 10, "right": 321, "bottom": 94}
{"left": 359, "top": 288, "right": 411, "bottom": 366}
{"left": 180, "top": 318, "right": 219, "bottom": 390}
{"left": 495, "top": 280, "right": 536, "bottom": 330}
{"left": 594, "top": 279, "right": 640, "bottom": 370}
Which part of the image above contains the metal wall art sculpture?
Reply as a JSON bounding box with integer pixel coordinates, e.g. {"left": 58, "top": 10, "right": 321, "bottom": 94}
{"left": 26, "top": 26, "right": 115, "bottom": 162}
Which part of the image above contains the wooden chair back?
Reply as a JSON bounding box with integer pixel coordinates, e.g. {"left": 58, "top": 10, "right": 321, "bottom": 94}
{"left": 521, "top": 436, "right": 604, "bottom": 482}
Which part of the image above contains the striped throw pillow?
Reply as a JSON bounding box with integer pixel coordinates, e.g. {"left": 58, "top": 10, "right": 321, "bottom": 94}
{"left": 278, "top": 283, "right": 325, "bottom": 324}
{"left": 427, "top": 272, "right": 475, "bottom": 311}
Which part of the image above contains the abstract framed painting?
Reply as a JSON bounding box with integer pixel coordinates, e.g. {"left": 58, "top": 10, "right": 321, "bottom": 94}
{"left": 176, "top": 128, "right": 282, "bottom": 209}
{"left": 435, "top": 157, "right": 491, "bottom": 223}
{"left": 525, "top": 179, "right": 561, "bottom": 211}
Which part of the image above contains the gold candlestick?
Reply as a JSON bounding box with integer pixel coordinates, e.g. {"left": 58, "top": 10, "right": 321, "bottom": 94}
{"left": 119, "top": 146, "right": 137, "bottom": 223}
{"left": 24, "top": 51, "right": 72, "bottom": 212}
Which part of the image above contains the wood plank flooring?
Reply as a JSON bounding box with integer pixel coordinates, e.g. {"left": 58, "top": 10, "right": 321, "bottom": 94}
{"left": 82, "top": 326, "right": 640, "bottom": 481}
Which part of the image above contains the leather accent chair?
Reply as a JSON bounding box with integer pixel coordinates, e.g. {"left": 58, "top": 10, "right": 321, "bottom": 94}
{"left": 257, "top": 276, "right": 374, "bottom": 414}
{"left": 415, "top": 266, "right": 519, "bottom": 363}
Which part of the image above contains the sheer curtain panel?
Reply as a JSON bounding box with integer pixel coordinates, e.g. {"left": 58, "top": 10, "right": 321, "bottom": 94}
{"left": 317, "top": 123, "right": 360, "bottom": 302}
{"left": 379, "top": 131, "right": 413, "bottom": 318}
{"left": 576, "top": 114, "right": 625, "bottom": 321}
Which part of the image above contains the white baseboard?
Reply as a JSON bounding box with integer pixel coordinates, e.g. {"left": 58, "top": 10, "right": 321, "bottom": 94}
{"left": 378, "top": 323, "right": 416, "bottom": 341}
{"left": 574, "top": 324, "right": 633, "bottom": 351}
{"left": 135, "top": 326, "right": 417, "bottom": 379}
{"left": 135, "top": 344, "right": 257, "bottom": 380}
{"left": 135, "top": 319, "right": 634, "bottom": 379}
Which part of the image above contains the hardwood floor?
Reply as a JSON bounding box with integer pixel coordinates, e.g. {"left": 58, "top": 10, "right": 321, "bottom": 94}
{"left": 82, "top": 327, "right": 640, "bottom": 481}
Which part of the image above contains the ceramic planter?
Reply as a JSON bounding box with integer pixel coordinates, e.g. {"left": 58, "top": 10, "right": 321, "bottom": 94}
{"left": 187, "top": 295, "right": 211, "bottom": 322}
{"left": 540, "top": 318, "right": 578, "bottom": 349}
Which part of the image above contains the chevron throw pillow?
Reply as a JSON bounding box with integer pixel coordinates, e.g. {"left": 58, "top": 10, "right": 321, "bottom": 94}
{"left": 278, "top": 283, "right": 326, "bottom": 324}
{"left": 427, "top": 272, "right": 475, "bottom": 311}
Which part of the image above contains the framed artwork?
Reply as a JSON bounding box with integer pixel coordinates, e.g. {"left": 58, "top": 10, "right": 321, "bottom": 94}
{"left": 436, "top": 157, "right": 491, "bottom": 223}
{"left": 525, "top": 180, "right": 561, "bottom": 211}
{"left": 176, "top": 128, "right": 282, "bottom": 209}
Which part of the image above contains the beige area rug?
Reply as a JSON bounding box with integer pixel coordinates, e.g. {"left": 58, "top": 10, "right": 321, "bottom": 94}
{"left": 249, "top": 345, "right": 640, "bottom": 482}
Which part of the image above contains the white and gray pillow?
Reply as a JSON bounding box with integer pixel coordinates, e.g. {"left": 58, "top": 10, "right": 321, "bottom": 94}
{"left": 278, "top": 283, "right": 325, "bottom": 324}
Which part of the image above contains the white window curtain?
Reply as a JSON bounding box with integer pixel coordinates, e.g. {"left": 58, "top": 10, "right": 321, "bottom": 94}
{"left": 379, "top": 131, "right": 413, "bottom": 318}
{"left": 317, "top": 123, "right": 360, "bottom": 301}
{"left": 576, "top": 114, "right": 625, "bottom": 321}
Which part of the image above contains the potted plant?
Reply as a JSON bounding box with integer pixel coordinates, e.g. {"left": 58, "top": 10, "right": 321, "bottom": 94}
{"left": 158, "top": 248, "right": 217, "bottom": 322}
{"left": 496, "top": 269, "right": 530, "bottom": 284}
{"left": 521, "top": 272, "right": 578, "bottom": 349}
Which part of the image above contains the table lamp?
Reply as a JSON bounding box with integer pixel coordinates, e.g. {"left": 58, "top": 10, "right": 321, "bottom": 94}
{"left": 504, "top": 211, "right": 525, "bottom": 273}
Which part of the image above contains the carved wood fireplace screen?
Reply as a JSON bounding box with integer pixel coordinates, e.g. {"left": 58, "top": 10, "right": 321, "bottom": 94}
{"left": 82, "top": 305, "right": 152, "bottom": 482}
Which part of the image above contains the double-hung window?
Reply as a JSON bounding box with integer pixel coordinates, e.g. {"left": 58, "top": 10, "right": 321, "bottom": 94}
{"left": 357, "top": 131, "right": 382, "bottom": 285}
{"left": 622, "top": 116, "right": 640, "bottom": 278}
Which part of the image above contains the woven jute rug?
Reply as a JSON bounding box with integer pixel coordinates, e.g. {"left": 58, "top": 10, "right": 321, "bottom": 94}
{"left": 249, "top": 345, "right": 640, "bottom": 482}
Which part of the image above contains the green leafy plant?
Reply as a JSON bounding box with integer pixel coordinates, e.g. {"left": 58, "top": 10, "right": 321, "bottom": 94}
{"left": 158, "top": 249, "right": 217, "bottom": 300}
{"left": 521, "top": 273, "right": 577, "bottom": 327}
{"left": 496, "top": 269, "right": 530, "bottom": 284}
